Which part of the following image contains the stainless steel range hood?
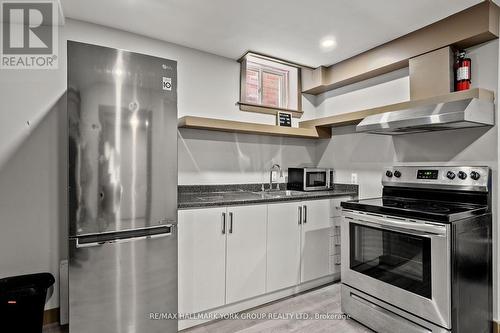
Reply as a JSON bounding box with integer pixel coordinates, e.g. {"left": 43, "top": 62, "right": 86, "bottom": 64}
{"left": 356, "top": 98, "right": 494, "bottom": 135}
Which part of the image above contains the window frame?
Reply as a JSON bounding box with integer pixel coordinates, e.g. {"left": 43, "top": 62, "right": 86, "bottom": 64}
{"left": 239, "top": 52, "right": 303, "bottom": 118}
{"left": 247, "top": 62, "right": 289, "bottom": 108}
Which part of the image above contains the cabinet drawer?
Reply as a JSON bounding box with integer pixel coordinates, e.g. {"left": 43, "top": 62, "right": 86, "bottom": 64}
{"left": 329, "top": 254, "right": 341, "bottom": 274}
{"left": 329, "top": 217, "right": 342, "bottom": 235}
{"left": 329, "top": 238, "right": 341, "bottom": 255}
{"left": 330, "top": 196, "right": 351, "bottom": 217}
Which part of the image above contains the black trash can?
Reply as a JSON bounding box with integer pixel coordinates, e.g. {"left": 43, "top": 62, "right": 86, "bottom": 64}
{"left": 0, "top": 273, "right": 55, "bottom": 333}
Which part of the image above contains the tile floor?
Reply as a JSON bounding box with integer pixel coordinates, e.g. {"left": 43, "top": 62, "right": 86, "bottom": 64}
{"left": 43, "top": 283, "right": 372, "bottom": 333}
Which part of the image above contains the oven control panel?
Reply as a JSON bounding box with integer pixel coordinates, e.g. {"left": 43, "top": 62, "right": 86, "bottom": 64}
{"left": 383, "top": 166, "right": 490, "bottom": 191}
{"left": 417, "top": 169, "right": 439, "bottom": 180}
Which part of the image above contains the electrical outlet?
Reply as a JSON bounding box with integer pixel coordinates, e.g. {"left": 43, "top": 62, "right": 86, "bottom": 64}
{"left": 271, "top": 171, "right": 277, "bottom": 182}
{"left": 351, "top": 173, "right": 358, "bottom": 184}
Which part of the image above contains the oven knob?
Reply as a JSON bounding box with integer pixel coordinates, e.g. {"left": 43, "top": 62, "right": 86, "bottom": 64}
{"left": 446, "top": 171, "right": 456, "bottom": 180}
{"left": 386, "top": 170, "right": 393, "bottom": 178}
{"left": 470, "top": 171, "right": 480, "bottom": 180}
{"left": 394, "top": 170, "right": 401, "bottom": 178}
{"left": 458, "top": 171, "right": 467, "bottom": 180}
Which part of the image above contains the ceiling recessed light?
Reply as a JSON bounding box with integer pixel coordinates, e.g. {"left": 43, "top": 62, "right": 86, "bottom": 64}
{"left": 320, "top": 37, "right": 337, "bottom": 51}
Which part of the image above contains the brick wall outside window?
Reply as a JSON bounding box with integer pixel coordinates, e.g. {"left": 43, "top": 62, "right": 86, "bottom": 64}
{"left": 242, "top": 55, "right": 298, "bottom": 111}
{"left": 262, "top": 72, "right": 281, "bottom": 107}
{"left": 246, "top": 69, "right": 260, "bottom": 104}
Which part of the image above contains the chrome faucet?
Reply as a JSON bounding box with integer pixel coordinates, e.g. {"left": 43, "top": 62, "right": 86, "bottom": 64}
{"left": 269, "top": 164, "right": 283, "bottom": 191}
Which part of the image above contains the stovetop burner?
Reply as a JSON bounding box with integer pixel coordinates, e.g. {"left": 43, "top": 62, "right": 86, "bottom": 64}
{"left": 382, "top": 198, "right": 451, "bottom": 213}
{"left": 341, "top": 196, "right": 488, "bottom": 222}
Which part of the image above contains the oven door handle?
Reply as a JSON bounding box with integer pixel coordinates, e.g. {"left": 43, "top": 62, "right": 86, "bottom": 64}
{"left": 343, "top": 211, "right": 447, "bottom": 236}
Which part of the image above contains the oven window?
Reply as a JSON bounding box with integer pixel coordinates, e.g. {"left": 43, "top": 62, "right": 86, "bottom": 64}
{"left": 349, "top": 223, "right": 431, "bottom": 298}
{"left": 306, "top": 172, "right": 326, "bottom": 187}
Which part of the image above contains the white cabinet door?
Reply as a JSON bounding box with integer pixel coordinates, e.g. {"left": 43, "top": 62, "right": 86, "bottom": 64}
{"left": 178, "top": 207, "right": 227, "bottom": 314}
{"left": 300, "top": 199, "right": 332, "bottom": 282}
{"left": 225, "top": 204, "right": 267, "bottom": 304}
{"left": 267, "top": 202, "right": 301, "bottom": 292}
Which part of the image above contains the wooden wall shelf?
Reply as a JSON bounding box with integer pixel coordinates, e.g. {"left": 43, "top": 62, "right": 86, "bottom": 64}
{"left": 179, "top": 89, "right": 492, "bottom": 139}
{"left": 238, "top": 102, "right": 304, "bottom": 118}
{"left": 179, "top": 116, "right": 331, "bottom": 139}
{"left": 299, "top": 88, "right": 494, "bottom": 129}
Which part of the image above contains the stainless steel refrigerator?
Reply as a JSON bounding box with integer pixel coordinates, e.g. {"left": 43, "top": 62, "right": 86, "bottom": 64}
{"left": 67, "top": 41, "right": 178, "bottom": 333}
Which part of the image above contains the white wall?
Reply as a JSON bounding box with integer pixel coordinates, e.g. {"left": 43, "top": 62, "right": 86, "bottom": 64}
{"left": 179, "top": 129, "right": 317, "bottom": 184}
{"left": 314, "top": 39, "right": 500, "bottom": 320}
{"left": 0, "top": 19, "right": 316, "bottom": 309}
{"left": 309, "top": 67, "right": 411, "bottom": 198}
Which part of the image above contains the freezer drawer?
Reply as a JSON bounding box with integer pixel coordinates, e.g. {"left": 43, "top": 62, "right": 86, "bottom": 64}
{"left": 69, "top": 229, "right": 177, "bottom": 333}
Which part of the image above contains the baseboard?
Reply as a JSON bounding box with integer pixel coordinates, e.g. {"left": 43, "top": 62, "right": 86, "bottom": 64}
{"left": 43, "top": 308, "right": 59, "bottom": 325}
{"left": 494, "top": 320, "right": 500, "bottom": 333}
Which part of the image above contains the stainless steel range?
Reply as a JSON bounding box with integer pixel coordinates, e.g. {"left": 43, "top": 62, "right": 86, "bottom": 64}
{"left": 340, "top": 166, "right": 492, "bottom": 333}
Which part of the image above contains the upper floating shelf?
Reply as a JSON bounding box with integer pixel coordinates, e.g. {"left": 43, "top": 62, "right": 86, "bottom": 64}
{"left": 179, "top": 116, "right": 331, "bottom": 139}
{"left": 299, "top": 88, "right": 494, "bottom": 129}
{"left": 301, "top": 1, "right": 499, "bottom": 95}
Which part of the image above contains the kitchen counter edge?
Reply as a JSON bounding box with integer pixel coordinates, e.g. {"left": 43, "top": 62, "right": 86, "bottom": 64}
{"left": 178, "top": 190, "right": 358, "bottom": 210}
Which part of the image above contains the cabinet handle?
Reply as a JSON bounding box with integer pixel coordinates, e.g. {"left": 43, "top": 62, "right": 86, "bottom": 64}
{"left": 229, "top": 212, "right": 233, "bottom": 234}
{"left": 222, "top": 212, "right": 226, "bottom": 234}
{"left": 298, "top": 206, "right": 302, "bottom": 225}
{"left": 303, "top": 205, "right": 307, "bottom": 223}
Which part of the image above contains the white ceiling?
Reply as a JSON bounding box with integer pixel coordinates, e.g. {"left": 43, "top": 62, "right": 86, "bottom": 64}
{"left": 61, "top": 0, "right": 485, "bottom": 67}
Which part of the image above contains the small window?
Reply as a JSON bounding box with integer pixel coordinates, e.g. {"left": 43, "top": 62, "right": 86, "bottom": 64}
{"left": 239, "top": 52, "right": 301, "bottom": 115}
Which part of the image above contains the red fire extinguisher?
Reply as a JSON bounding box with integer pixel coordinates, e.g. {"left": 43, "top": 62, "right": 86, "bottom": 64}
{"left": 455, "top": 50, "right": 471, "bottom": 91}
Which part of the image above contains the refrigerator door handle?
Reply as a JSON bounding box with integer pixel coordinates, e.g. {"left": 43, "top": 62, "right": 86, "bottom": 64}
{"left": 75, "top": 225, "right": 175, "bottom": 248}
{"left": 76, "top": 239, "right": 105, "bottom": 248}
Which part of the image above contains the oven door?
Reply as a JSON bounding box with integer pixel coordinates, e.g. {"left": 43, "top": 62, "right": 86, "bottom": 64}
{"left": 341, "top": 210, "right": 451, "bottom": 329}
{"left": 303, "top": 168, "right": 330, "bottom": 191}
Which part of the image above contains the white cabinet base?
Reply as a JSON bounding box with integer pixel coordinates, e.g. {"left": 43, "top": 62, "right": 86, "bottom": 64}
{"left": 178, "top": 274, "right": 340, "bottom": 331}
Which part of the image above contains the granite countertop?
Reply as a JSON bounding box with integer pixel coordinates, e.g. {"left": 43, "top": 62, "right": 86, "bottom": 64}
{"left": 178, "top": 183, "right": 358, "bottom": 209}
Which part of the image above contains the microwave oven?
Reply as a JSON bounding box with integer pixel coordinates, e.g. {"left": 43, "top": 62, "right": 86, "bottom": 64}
{"left": 287, "top": 168, "right": 334, "bottom": 191}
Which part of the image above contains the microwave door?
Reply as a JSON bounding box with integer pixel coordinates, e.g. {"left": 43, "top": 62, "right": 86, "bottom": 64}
{"left": 305, "top": 171, "right": 327, "bottom": 191}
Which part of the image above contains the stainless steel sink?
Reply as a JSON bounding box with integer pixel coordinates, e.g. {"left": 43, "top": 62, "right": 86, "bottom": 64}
{"left": 196, "top": 191, "right": 262, "bottom": 202}
{"left": 253, "top": 190, "right": 302, "bottom": 198}
{"left": 196, "top": 195, "right": 224, "bottom": 201}
{"left": 194, "top": 190, "right": 303, "bottom": 202}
